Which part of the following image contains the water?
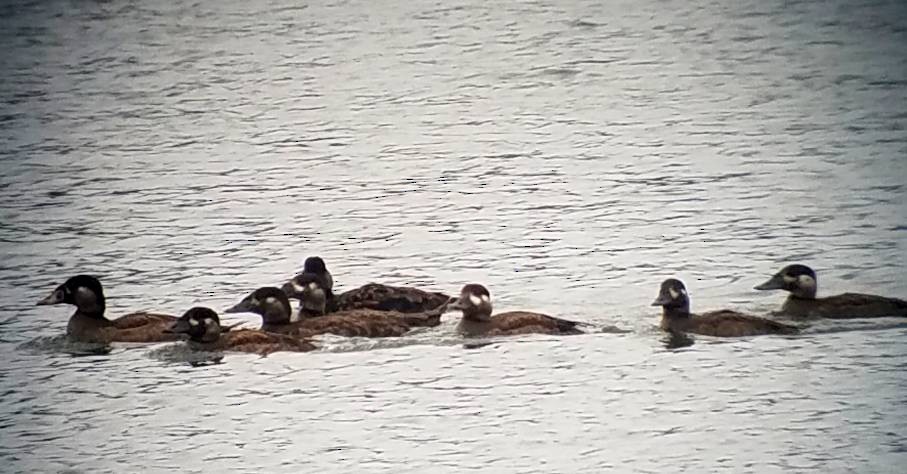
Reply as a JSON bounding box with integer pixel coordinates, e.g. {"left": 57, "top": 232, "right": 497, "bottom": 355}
{"left": 2, "top": 0, "right": 906, "bottom": 471}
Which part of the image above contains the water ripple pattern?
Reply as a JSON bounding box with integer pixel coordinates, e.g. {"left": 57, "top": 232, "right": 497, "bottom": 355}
{"left": 1, "top": 0, "right": 906, "bottom": 472}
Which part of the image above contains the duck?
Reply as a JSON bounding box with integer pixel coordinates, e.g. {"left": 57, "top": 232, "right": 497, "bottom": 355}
{"left": 36, "top": 275, "right": 180, "bottom": 344}
{"left": 651, "top": 278, "right": 798, "bottom": 337}
{"left": 226, "top": 284, "right": 446, "bottom": 338}
{"left": 754, "top": 264, "right": 907, "bottom": 319}
{"left": 280, "top": 256, "right": 449, "bottom": 314}
{"left": 445, "top": 284, "right": 585, "bottom": 337}
{"left": 166, "top": 307, "right": 316, "bottom": 355}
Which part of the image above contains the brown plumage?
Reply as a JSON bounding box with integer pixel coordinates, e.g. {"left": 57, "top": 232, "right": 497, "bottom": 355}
{"left": 169, "top": 308, "right": 316, "bottom": 355}
{"left": 37, "top": 275, "right": 180, "bottom": 344}
{"left": 446, "top": 284, "right": 585, "bottom": 337}
{"left": 653, "top": 279, "right": 799, "bottom": 337}
{"left": 755, "top": 264, "right": 907, "bottom": 319}
{"left": 280, "top": 266, "right": 449, "bottom": 314}
{"left": 226, "top": 286, "right": 446, "bottom": 338}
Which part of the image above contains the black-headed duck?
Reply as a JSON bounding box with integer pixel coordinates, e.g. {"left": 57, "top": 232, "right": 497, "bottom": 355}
{"left": 227, "top": 285, "right": 445, "bottom": 338}
{"left": 36, "top": 275, "right": 180, "bottom": 344}
{"left": 652, "top": 278, "right": 798, "bottom": 337}
{"left": 446, "top": 284, "right": 585, "bottom": 337}
{"left": 167, "top": 307, "right": 316, "bottom": 355}
{"left": 755, "top": 264, "right": 907, "bottom": 319}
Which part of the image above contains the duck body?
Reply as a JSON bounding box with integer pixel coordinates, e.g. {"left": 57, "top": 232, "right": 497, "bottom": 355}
{"left": 661, "top": 310, "right": 798, "bottom": 337}
{"left": 37, "top": 275, "right": 179, "bottom": 344}
{"left": 228, "top": 286, "right": 446, "bottom": 339}
{"left": 653, "top": 278, "right": 798, "bottom": 337}
{"left": 755, "top": 264, "right": 907, "bottom": 319}
{"left": 778, "top": 293, "right": 907, "bottom": 319}
{"left": 457, "top": 310, "right": 583, "bottom": 337}
{"left": 332, "top": 283, "right": 450, "bottom": 314}
{"left": 447, "top": 284, "right": 585, "bottom": 337}
{"left": 169, "top": 307, "right": 315, "bottom": 355}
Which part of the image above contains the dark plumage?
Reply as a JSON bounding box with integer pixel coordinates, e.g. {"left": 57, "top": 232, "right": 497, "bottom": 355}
{"left": 755, "top": 264, "right": 907, "bottom": 319}
{"left": 226, "top": 286, "right": 446, "bottom": 338}
{"left": 36, "top": 275, "right": 180, "bottom": 344}
{"left": 446, "top": 284, "right": 584, "bottom": 337}
{"left": 280, "top": 257, "right": 449, "bottom": 314}
{"left": 652, "top": 278, "right": 798, "bottom": 337}
{"left": 167, "top": 307, "right": 316, "bottom": 355}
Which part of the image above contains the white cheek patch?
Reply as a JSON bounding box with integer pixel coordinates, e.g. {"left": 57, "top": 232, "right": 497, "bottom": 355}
{"left": 668, "top": 288, "right": 679, "bottom": 299}
{"left": 250, "top": 298, "right": 259, "bottom": 306}
{"left": 264, "top": 296, "right": 278, "bottom": 306}
{"left": 680, "top": 289, "right": 687, "bottom": 296}
{"left": 203, "top": 318, "right": 216, "bottom": 327}
{"left": 468, "top": 294, "right": 482, "bottom": 306}
{"left": 782, "top": 274, "right": 796, "bottom": 283}
{"left": 480, "top": 294, "right": 491, "bottom": 303}
{"left": 308, "top": 282, "right": 317, "bottom": 290}
{"left": 798, "top": 275, "right": 816, "bottom": 290}
{"left": 188, "top": 318, "right": 199, "bottom": 327}
{"left": 291, "top": 281, "right": 305, "bottom": 293}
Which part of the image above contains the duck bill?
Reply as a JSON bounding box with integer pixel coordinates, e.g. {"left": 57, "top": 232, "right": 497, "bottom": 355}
{"left": 165, "top": 318, "right": 192, "bottom": 334}
{"left": 224, "top": 299, "right": 253, "bottom": 314}
{"left": 651, "top": 293, "right": 672, "bottom": 307}
{"left": 754, "top": 274, "right": 784, "bottom": 291}
{"left": 447, "top": 297, "right": 467, "bottom": 311}
{"left": 36, "top": 288, "right": 64, "bottom": 306}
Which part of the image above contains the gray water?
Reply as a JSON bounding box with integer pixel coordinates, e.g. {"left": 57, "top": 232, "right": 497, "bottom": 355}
{"left": 2, "top": 0, "right": 907, "bottom": 472}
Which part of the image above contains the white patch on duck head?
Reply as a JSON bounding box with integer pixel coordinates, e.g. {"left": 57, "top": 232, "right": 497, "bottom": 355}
{"left": 291, "top": 281, "right": 305, "bottom": 293}
{"left": 307, "top": 282, "right": 317, "bottom": 290}
{"left": 264, "top": 296, "right": 279, "bottom": 307}
{"left": 188, "top": 317, "right": 199, "bottom": 327}
{"left": 202, "top": 317, "right": 217, "bottom": 328}
{"left": 797, "top": 274, "right": 816, "bottom": 291}
{"left": 250, "top": 297, "right": 259, "bottom": 307}
{"left": 782, "top": 274, "right": 796, "bottom": 283}
{"left": 468, "top": 294, "right": 482, "bottom": 306}
{"left": 480, "top": 294, "right": 491, "bottom": 304}
{"left": 668, "top": 287, "right": 680, "bottom": 299}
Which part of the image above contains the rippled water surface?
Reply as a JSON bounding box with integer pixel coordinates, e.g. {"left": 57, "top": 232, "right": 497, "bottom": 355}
{"left": 2, "top": 0, "right": 907, "bottom": 472}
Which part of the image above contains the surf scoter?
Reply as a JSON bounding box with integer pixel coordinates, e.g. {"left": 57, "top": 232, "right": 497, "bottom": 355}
{"left": 36, "top": 275, "right": 179, "bottom": 344}
{"left": 652, "top": 278, "right": 798, "bottom": 337}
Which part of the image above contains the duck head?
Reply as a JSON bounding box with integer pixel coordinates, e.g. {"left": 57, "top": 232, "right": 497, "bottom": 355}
{"left": 225, "top": 287, "right": 293, "bottom": 325}
{"left": 754, "top": 264, "right": 817, "bottom": 299}
{"left": 36, "top": 275, "right": 106, "bottom": 318}
{"left": 651, "top": 278, "right": 691, "bottom": 316}
{"left": 448, "top": 284, "right": 493, "bottom": 321}
{"left": 168, "top": 307, "right": 221, "bottom": 343}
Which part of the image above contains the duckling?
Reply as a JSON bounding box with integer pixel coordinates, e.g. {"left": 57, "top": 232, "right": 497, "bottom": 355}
{"left": 754, "top": 264, "right": 907, "bottom": 319}
{"left": 281, "top": 259, "right": 449, "bottom": 313}
{"left": 167, "top": 307, "right": 316, "bottom": 355}
{"left": 652, "top": 279, "right": 798, "bottom": 337}
{"left": 226, "top": 285, "right": 445, "bottom": 338}
{"left": 446, "top": 284, "right": 585, "bottom": 337}
{"left": 36, "top": 275, "right": 180, "bottom": 344}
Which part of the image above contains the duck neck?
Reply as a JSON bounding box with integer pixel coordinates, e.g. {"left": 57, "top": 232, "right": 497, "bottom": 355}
{"left": 662, "top": 304, "right": 691, "bottom": 320}
{"left": 461, "top": 307, "right": 492, "bottom": 322}
{"left": 788, "top": 288, "right": 816, "bottom": 300}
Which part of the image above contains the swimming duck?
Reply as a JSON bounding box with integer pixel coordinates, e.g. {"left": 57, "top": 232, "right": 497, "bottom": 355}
{"left": 652, "top": 278, "right": 798, "bottom": 337}
{"left": 36, "top": 275, "right": 180, "bottom": 344}
{"left": 281, "top": 257, "right": 449, "bottom": 314}
{"left": 167, "top": 307, "right": 316, "bottom": 355}
{"left": 446, "top": 284, "right": 585, "bottom": 337}
{"left": 754, "top": 264, "right": 907, "bottom": 318}
{"left": 226, "top": 285, "right": 445, "bottom": 338}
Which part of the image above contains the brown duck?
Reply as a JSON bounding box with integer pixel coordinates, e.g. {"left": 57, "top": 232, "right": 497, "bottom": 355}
{"left": 36, "top": 275, "right": 180, "bottom": 344}
{"left": 227, "top": 285, "right": 446, "bottom": 338}
{"left": 167, "top": 307, "right": 316, "bottom": 355}
{"left": 755, "top": 264, "right": 907, "bottom": 319}
{"left": 652, "top": 278, "right": 798, "bottom": 337}
{"left": 280, "top": 256, "right": 449, "bottom": 314}
{"left": 445, "top": 284, "right": 585, "bottom": 337}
